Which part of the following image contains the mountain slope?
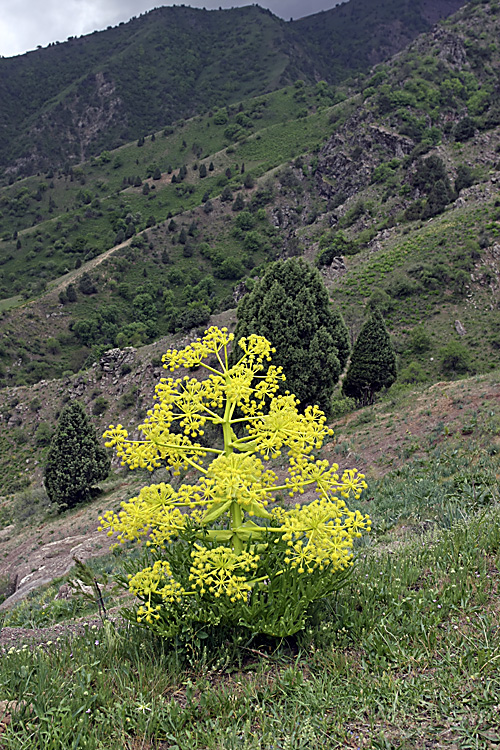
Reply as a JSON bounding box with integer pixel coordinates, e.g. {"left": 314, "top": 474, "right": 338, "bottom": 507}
{"left": 290, "top": 0, "right": 466, "bottom": 81}
{"left": 0, "top": 0, "right": 468, "bottom": 178}
{"left": 1, "top": 0, "right": 500, "bottom": 497}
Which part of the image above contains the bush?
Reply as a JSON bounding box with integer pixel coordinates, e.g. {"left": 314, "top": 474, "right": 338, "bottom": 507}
{"left": 35, "top": 422, "right": 53, "bottom": 447}
{"left": 100, "top": 328, "right": 370, "bottom": 639}
{"left": 455, "top": 165, "right": 475, "bottom": 194}
{"left": 316, "top": 231, "right": 358, "bottom": 267}
{"left": 454, "top": 117, "right": 476, "bottom": 142}
{"left": 92, "top": 396, "right": 109, "bottom": 416}
{"left": 399, "top": 361, "right": 428, "bottom": 384}
{"left": 343, "top": 308, "right": 397, "bottom": 405}
{"left": 439, "top": 341, "right": 472, "bottom": 375}
{"left": 330, "top": 395, "right": 357, "bottom": 418}
{"left": 78, "top": 273, "right": 97, "bottom": 295}
{"left": 409, "top": 325, "right": 431, "bottom": 353}
{"left": 44, "top": 402, "right": 110, "bottom": 511}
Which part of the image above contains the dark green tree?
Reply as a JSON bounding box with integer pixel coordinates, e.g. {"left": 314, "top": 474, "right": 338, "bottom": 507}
{"left": 78, "top": 273, "right": 97, "bottom": 295}
{"left": 199, "top": 163, "right": 207, "bottom": 178}
{"left": 343, "top": 307, "right": 396, "bottom": 405}
{"left": 232, "top": 193, "right": 245, "bottom": 211}
{"left": 66, "top": 283, "right": 77, "bottom": 302}
{"left": 235, "top": 259, "right": 349, "bottom": 414}
{"left": 244, "top": 172, "right": 255, "bottom": 189}
{"left": 455, "top": 165, "right": 474, "bottom": 194}
{"left": 44, "top": 402, "right": 110, "bottom": 511}
{"left": 454, "top": 117, "right": 475, "bottom": 142}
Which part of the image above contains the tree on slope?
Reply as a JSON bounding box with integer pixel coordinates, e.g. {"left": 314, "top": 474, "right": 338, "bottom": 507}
{"left": 343, "top": 307, "right": 396, "bottom": 405}
{"left": 234, "top": 258, "right": 349, "bottom": 414}
{"left": 44, "top": 401, "right": 110, "bottom": 511}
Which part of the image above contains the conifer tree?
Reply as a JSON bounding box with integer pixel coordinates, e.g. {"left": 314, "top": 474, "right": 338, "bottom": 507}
{"left": 343, "top": 307, "right": 396, "bottom": 405}
{"left": 44, "top": 401, "right": 110, "bottom": 511}
{"left": 235, "top": 258, "right": 349, "bottom": 414}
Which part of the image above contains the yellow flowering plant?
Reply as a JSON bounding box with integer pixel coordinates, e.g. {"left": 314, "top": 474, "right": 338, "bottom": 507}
{"left": 100, "top": 327, "right": 370, "bottom": 637}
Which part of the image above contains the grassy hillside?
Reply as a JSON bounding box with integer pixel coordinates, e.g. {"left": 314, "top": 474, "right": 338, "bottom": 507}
{"left": 0, "top": 0, "right": 499, "bottom": 492}
{"left": 0, "top": 370, "right": 499, "bottom": 747}
{"left": 0, "top": 5, "right": 499, "bottom": 746}
{"left": 0, "top": 0, "right": 467, "bottom": 178}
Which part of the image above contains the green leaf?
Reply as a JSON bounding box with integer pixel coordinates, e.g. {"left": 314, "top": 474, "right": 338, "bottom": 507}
{"left": 248, "top": 500, "right": 272, "bottom": 519}
{"left": 201, "top": 529, "right": 234, "bottom": 541}
{"left": 234, "top": 523, "right": 266, "bottom": 541}
{"left": 202, "top": 499, "right": 232, "bottom": 524}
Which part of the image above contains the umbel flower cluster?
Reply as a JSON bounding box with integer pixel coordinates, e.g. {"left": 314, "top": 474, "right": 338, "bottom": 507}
{"left": 100, "top": 327, "right": 370, "bottom": 637}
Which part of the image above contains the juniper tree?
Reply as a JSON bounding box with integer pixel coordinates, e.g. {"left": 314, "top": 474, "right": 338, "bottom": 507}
{"left": 343, "top": 307, "right": 396, "bottom": 405}
{"left": 44, "top": 401, "right": 110, "bottom": 511}
{"left": 235, "top": 258, "right": 349, "bottom": 414}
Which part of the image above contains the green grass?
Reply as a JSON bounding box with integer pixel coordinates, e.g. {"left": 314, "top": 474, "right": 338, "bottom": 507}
{"left": 0, "top": 295, "right": 22, "bottom": 312}
{"left": 1, "top": 448, "right": 499, "bottom": 749}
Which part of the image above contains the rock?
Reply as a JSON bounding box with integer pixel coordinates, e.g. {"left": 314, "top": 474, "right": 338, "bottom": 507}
{"left": 0, "top": 525, "right": 15, "bottom": 543}
{"left": 99, "top": 347, "right": 137, "bottom": 373}
{"left": 316, "top": 117, "right": 414, "bottom": 205}
{"left": 232, "top": 281, "right": 249, "bottom": 304}
{"left": 435, "top": 27, "right": 468, "bottom": 69}
{"left": 455, "top": 320, "right": 467, "bottom": 336}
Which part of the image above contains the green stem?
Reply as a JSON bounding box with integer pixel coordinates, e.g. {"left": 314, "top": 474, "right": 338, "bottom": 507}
{"left": 221, "top": 388, "right": 244, "bottom": 554}
{"left": 230, "top": 502, "right": 244, "bottom": 555}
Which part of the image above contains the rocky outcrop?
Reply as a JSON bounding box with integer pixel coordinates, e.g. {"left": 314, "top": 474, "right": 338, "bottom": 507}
{"left": 99, "top": 347, "right": 137, "bottom": 373}
{"left": 0, "top": 531, "right": 104, "bottom": 610}
{"left": 315, "top": 117, "right": 414, "bottom": 205}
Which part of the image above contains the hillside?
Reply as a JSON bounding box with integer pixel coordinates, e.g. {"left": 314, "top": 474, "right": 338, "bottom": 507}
{"left": 0, "top": 0, "right": 467, "bottom": 178}
{"left": 290, "top": 0, "right": 466, "bottom": 80}
{"left": 1, "top": 4, "right": 500, "bottom": 744}
{"left": 0, "top": 0, "right": 499, "bottom": 501}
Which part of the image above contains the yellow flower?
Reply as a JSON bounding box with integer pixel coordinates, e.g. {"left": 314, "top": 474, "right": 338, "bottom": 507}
{"left": 189, "top": 545, "right": 259, "bottom": 601}
{"left": 129, "top": 561, "right": 185, "bottom": 622}
{"left": 100, "top": 326, "right": 371, "bottom": 623}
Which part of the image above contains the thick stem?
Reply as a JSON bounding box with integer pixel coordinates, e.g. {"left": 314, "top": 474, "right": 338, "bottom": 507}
{"left": 230, "top": 502, "right": 244, "bottom": 555}
{"left": 222, "top": 386, "right": 244, "bottom": 552}
{"left": 222, "top": 386, "right": 233, "bottom": 457}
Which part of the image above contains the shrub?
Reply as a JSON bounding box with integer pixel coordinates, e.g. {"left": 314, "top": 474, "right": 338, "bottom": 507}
{"left": 100, "top": 328, "right": 370, "bottom": 639}
{"left": 35, "top": 422, "right": 53, "bottom": 447}
{"left": 439, "top": 341, "right": 472, "bottom": 375}
{"left": 343, "top": 308, "right": 397, "bottom": 405}
{"left": 92, "top": 396, "right": 109, "bottom": 416}
{"left": 78, "top": 273, "right": 97, "bottom": 295}
{"left": 454, "top": 117, "right": 476, "bottom": 142}
{"left": 455, "top": 165, "right": 475, "bottom": 194}
{"left": 45, "top": 402, "right": 110, "bottom": 511}
{"left": 235, "top": 259, "right": 349, "bottom": 414}
{"left": 409, "top": 325, "right": 431, "bottom": 353}
{"left": 316, "top": 231, "right": 358, "bottom": 266}
{"left": 399, "top": 361, "right": 428, "bottom": 384}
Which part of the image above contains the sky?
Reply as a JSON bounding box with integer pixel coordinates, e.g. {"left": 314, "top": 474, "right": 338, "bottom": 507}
{"left": 0, "top": 0, "right": 346, "bottom": 58}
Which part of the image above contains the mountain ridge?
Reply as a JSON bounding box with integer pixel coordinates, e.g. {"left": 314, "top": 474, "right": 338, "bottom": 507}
{"left": 0, "top": 0, "right": 468, "bottom": 178}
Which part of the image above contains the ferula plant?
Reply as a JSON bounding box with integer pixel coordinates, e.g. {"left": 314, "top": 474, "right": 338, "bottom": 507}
{"left": 100, "top": 327, "right": 370, "bottom": 638}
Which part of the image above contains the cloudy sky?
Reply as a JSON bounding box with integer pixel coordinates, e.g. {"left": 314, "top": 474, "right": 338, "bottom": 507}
{"left": 0, "top": 0, "right": 345, "bottom": 58}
